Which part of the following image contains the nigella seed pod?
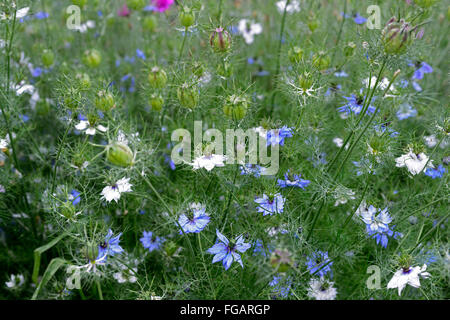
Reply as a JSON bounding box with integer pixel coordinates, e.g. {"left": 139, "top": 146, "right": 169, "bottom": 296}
{"left": 148, "top": 66, "right": 167, "bottom": 89}
{"left": 106, "top": 142, "right": 134, "bottom": 167}
{"left": 312, "top": 51, "right": 330, "bottom": 71}
{"left": 126, "top": 0, "right": 146, "bottom": 11}
{"left": 210, "top": 27, "right": 232, "bottom": 53}
{"left": 82, "top": 49, "right": 102, "bottom": 68}
{"left": 381, "top": 17, "right": 416, "bottom": 55}
{"left": 180, "top": 7, "right": 195, "bottom": 28}
{"left": 142, "top": 15, "right": 157, "bottom": 32}
{"left": 288, "top": 46, "right": 304, "bottom": 63}
{"left": 42, "top": 49, "right": 55, "bottom": 68}
{"left": 95, "top": 90, "right": 116, "bottom": 112}
{"left": 76, "top": 73, "right": 91, "bottom": 90}
{"left": 223, "top": 94, "right": 249, "bottom": 121}
{"left": 149, "top": 94, "right": 164, "bottom": 112}
{"left": 84, "top": 243, "right": 99, "bottom": 262}
{"left": 177, "top": 83, "right": 199, "bottom": 109}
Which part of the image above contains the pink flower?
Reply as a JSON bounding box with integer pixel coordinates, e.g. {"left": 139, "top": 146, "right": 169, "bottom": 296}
{"left": 118, "top": 4, "right": 131, "bottom": 17}
{"left": 152, "top": 0, "right": 174, "bottom": 12}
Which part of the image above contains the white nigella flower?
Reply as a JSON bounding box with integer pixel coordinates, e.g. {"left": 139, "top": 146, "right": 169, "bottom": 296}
{"left": 75, "top": 120, "right": 107, "bottom": 136}
{"left": 0, "top": 137, "right": 9, "bottom": 150}
{"left": 307, "top": 277, "right": 337, "bottom": 300}
{"left": 395, "top": 149, "right": 433, "bottom": 175}
{"left": 1, "top": 7, "right": 29, "bottom": 20}
{"left": 101, "top": 177, "right": 133, "bottom": 203}
{"left": 238, "top": 19, "right": 262, "bottom": 44}
{"left": 423, "top": 135, "right": 437, "bottom": 148}
{"left": 363, "top": 76, "right": 393, "bottom": 91}
{"left": 73, "top": 20, "right": 96, "bottom": 33}
{"left": 360, "top": 205, "right": 391, "bottom": 232}
{"left": 192, "top": 154, "right": 226, "bottom": 171}
{"left": 387, "top": 264, "right": 430, "bottom": 295}
{"left": 13, "top": 81, "right": 35, "bottom": 95}
{"left": 113, "top": 265, "right": 138, "bottom": 284}
{"left": 276, "top": 0, "right": 300, "bottom": 13}
{"left": 5, "top": 274, "right": 25, "bottom": 289}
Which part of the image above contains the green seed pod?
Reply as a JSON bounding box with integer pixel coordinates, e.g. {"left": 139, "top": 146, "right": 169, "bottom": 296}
{"left": 210, "top": 27, "right": 232, "bottom": 53}
{"left": 415, "top": 0, "right": 439, "bottom": 8}
{"left": 42, "top": 49, "right": 55, "bottom": 68}
{"left": 76, "top": 73, "right": 91, "bottom": 90}
{"left": 223, "top": 94, "right": 249, "bottom": 121}
{"left": 142, "top": 15, "right": 158, "bottom": 32}
{"left": 312, "top": 51, "right": 330, "bottom": 71}
{"left": 288, "top": 46, "right": 304, "bottom": 64}
{"left": 60, "top": 202, "right": 77, "bottom": 220}
{"left": 84, "top": 242, "right": 99, "bottom": 262}
{"left": 270, "top": 249, "right": 293, "bottom": 273}
{"left": 148, "top": 66, "right": 167, "bottom": 89}
{"left": 297, "top": 72, "right": 314, "bottom": 91}
{"left": 343, "top": 42, "right": 356, "bottom": 57}
{"left": 177, "top": 83, "right": 199, "bottom": 109}
{"left": 95, "top": 90, "right": 116, "bottom": 112}
{"left": 149, "top": 94, "right": 164, "bottom": 112}
{"left": 72, "top": 0, "right": 87, "bottom": 8}
{"left": 126, "top": 0, "right": 146, "bottom": 11}
{"left": 106, "top": 142, "right": 134, "bottom": 167}
{"left": 179, "top": 7, "right": 195, "bottom": 28}
{"left": 82, "top": 49, "right": 102, "bottom": 68}
{"left": 381, "top": 17, "right": 415, "bottom": 55}
{"left": 307, "top": 15, "right": 320, "bottom": 32}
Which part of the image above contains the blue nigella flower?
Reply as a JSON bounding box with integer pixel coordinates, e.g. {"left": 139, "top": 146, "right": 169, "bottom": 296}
{"left": 206, "top": 229, "right": 251, "bottom": 270}
{"left": 396, "top": 103, "right": 417, "bottom": 120}
{"left": 424, "top": 165, "right": 447, "bottom": 179}
{"left": 240, "top": 163, "right": 263, "bottom": 177}
{"left": 252, "top": 239, "right": 273, "bottom": 257}
{"left": 277, "top": 170, "right": 310, "bottom": 189}
{"left": 178, "top": 203, "right": 210, "bottom": 234}
{"left": 305, "top": 250, "right": 333, "bottom": 278}
{"left": 411, "top": 81, "right": 422, "bottom": 92}
{"left": 68, "top": 189, "right": 81, "bottom": 206}
{"left": 338, "top": 91, "right": 375, "bottom": 116}
{"left": 136, "top": 49, "right": 146, "bottom": 60}
{"left": 353, "top": 13, "right": 367, "bottom": 24}
{"left": 266, "top": 126, "right": 294, "bottom": 146}
{"left": 98, "top": 229, "right": 124, "bottom": 258}
{"left": 34, "top": 12, "right": 49, "bottom": 19}
{"left": 269, "top": 275, "right": 292, "bottom": 298}
{"left": 254, "top": 193, "right": 285, "bottom": 216}
{"left": 140, "top": 231, "right": 165, "bottom": 252}
{"left": 409, "top": 61, "right": 433, "bottom": 80}
{"left": 308, "top": 152, "right": 328, "bottom": 168}
{"left": 360, "top": 206, "right": 402, "bottom": 248}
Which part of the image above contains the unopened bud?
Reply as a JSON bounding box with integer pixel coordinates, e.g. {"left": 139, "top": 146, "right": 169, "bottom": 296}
{"left": 223, "top": 94, "right": 249, "bottom": 121}
{"left": 312, "top": 51, "right": 330, "bottom": 71}
{"left": 344, "top": 42, "right": 356, "bottom": 57}
{"left": 381, "top": 17, "right": 415, "bottom": 55}
{"left": 95, "top": 90, "right": 116, "bottom": 112}
{"left": 149, "top": 94, "right": 164, "bottom": 112}
{"left": 142, "top": 15, "right": 157, "bottom": 32}
{"left": 179, "top": 7, "right": 195, "bottom": 28}
{"left": 106, "top": 142, "right": 134, "bottom": 167}
{"left": 82, "top": 49, "right": 102, "bottom": 68}
{"left": 210, "top": 27, "right": 232, "bottom": 53}
{"left": 177, "top": 83, "right": 199, "bottom": 109}
{"left": 42, "top": 49, "right": 54, "bottom": 68}
{"left": 148, "top": 66, "right": 167, "bottom": 89}
{"left": 288, "top": 46, "right": 303, "bottom": 64}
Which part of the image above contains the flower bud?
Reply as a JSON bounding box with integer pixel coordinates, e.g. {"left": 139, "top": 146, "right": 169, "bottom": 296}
{"left": 95, "top": 90, "right": 116, "bottom": 112}
{"left": 84, "top": 243, "right": 99, "bottom": 262}
{"left": 106, "top": 142, "right": 134, "bottom": 167}
{"left": 76, "top": 73, "right": 91, "bottom": 90}
{"left": 381, "top": 17, "right": 415, "bottom": 55}
{"left": 142, "top": 15, "right": 157, "bottom": 32}
{"left": 126, "top": 0, "right": 146, "bottom": 11}
{"left": 312, "top": 51, "right": 330, "bottom": 71}
{"left": 307, "top": 14, "right": 320, "bottom": 32}
{"left": 82, "top": 49, "right": 102, "bottom": 68}
{"left": 344, "top": 42, "right": 356, "bottom": 57}
{"left": 210, "top": 27, "right": 232, "bottom": 53}
{"left": 177, "top": 83, "right": 199, "bottom": 109}
{"left": 42, "top": 49, "right": 54, "bottom": 68}
{"left": 288, "top": 46, "right": 303, "bottom": 64}
{"left": 149, "top": 94, "right": 164, "bottom": 112}
{"left": 148, "top": 66, "right": 167, "bottom": 89}
{"left": 60, "top": 202, "right": 77, "bottom": 220}
{"left": 270, "top": 249, "right": 293, "bottom": 273}
{"left": 223, "top": 94, "right": 249, "bottom": 121}
{"left": 179, "top": 7, "right": 195, "bottom": 28}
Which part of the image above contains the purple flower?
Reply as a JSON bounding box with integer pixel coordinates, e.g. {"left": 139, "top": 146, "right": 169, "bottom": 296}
{"left": 136, "top": 49, "right": 146, "bottom": 60}
{"left": 178, "top": 203, "right": 210, "bottom": 234}
{"left": 353, "top": 13, "right": 367, "bottom": 24}
{"left": 266, "top": 126, "right": 294, "bottom": 146}
{"left": 69, "top": 189, "right": 81, "bottom": 206}
{"left": 152, "top": 0, "right": 174, "bottom": 12}
{"left": 277, "top": 170, "right": 310, "bottom": 189}
{"left": 338, "top": 92, "right": 375, "bottom": 116}
{"left": 206, "top": 229, "right": 251, "bottom": 270}
{"left": 424, "top": 165, "right": 447, "bottom": 179}
{"left": 34, "top": 12, "right": 49, "bottom": 20}
{"left": 396, "top": 103, "right": 417, "bottom": 120}
{"left": 140, "top": 231, "right": 165, "bottom": 252}
{"left": 305, "top": 251, "right": 333, "bottom": 278}
{"left": 254, "top": 193, "right": 285, "bottom": 216}
{"left": 240, "top": 163, "right": 263, "bottom": 177}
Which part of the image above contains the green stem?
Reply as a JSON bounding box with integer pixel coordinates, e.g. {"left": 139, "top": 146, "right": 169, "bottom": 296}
{"left": 330, "top": 0, "right": 347, "bottom": 63}
{"left": 269, "top": 0, "right": 291, "bottom": 115}
{"left": 51, "top": 122, "right": 72, "bottom": 194}
{"left": 96, "top": 279, "right": 103, "bottom": 300}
